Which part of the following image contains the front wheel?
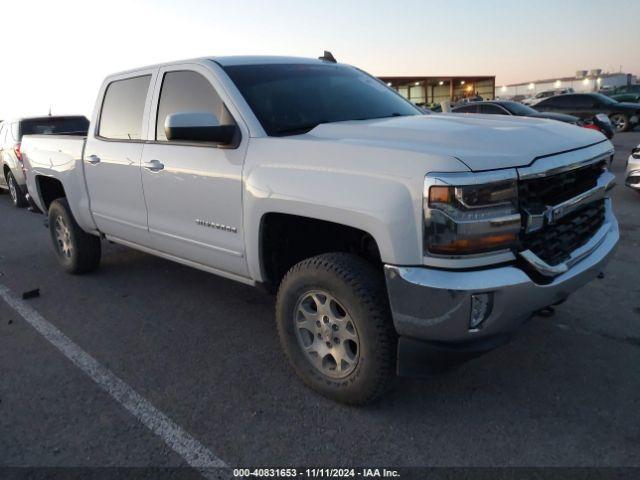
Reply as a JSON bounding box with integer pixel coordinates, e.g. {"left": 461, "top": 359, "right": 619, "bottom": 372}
{"left": 610, "top": 113, "right": 630, "bottom": 133}
{"left": 276, "top": 253, "right": 396, "bottom": 405}
{"left": 48, "top": 198, "right": 101, "bottom": 274}
{"left": 7, "top": 172, "right": 27, "bottom": 208}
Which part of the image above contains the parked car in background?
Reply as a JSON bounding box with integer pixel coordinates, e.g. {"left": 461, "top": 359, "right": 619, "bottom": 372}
{"left": 611, "top": 93, "right": 640, "bottom": 103}
{"left": 0, "top": 116, "right": 89, "bottom": 207}
{"left": 451, "top": 100, "right": 614, "bottom": 139}
{"left": 579, "top": 113, "right": 616, "bottom": 140}
{"left": 613, "top": 85, "right": 640, "bottom": 95}
{"left": 21, "top": 55, "right": 618, "bottom": 404}
{"left": 535, "top": 93, "right": 640, "bottom": 133}
{"left": 522, "top": 88, "right": 574, "bottom": 106}
{"left": 453, "top": 100, "right": 579, "bottom": 121}
{"left": 626, "top": 145, "right": 640, "bottom": 191}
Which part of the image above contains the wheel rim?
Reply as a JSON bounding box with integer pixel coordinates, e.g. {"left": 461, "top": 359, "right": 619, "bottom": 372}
{"left": 294, "top": 290, "right": 360, "bottom": 379}
{"left": 611, "top": 114, "right": 627, "bottom": 132}
{"left": 54, "top": 216, "right": 73, "bottom": 259}
{"left": 8, "top": 177, "right": 17, "bottom": 204}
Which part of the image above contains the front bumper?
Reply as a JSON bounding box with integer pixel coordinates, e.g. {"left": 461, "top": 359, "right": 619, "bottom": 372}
{"left": 384, "top": 215, "right": 619, "bottom": 346}
{"left": 626, "top": 153, "right": 640, "bottom": 190}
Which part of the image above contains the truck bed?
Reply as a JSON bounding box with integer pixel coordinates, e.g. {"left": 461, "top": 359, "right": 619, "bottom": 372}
{"left": 21, "top": 134, "right": 96, "bottom": 232}
{"left": 21, "top": 134, "right": 87, "bottom": 171}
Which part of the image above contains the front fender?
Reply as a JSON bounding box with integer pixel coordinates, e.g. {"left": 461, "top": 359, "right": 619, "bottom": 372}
{"left": 242, "top": 138, "right": 469, "bottom": 282}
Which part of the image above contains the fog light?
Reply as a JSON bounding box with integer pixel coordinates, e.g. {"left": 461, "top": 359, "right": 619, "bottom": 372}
{"left": 470, "top": 293, "right": 493, "bottom": 330}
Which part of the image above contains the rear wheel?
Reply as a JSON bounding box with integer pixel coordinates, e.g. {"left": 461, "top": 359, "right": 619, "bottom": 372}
{"left": 276, "top": 253, "right": 396, "bottom": 405}
{"left": 7, "top": 172, "right": 27, "bottom": 208}
{"left": 48, "top": 198, "right": 101, "bottom": 274}
{"left": 610, "top": 113, "right": 630, "bottom": 133}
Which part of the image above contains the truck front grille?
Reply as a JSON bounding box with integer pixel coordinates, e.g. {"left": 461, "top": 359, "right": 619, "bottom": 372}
{"left": 520, "top": 200, "right": 605, "bottom": 266}
{"left": 518, "top": 157, "right": 609, "bottom": 269}
{"left": 518, "top": 160, "right": 605, "bottom": 210}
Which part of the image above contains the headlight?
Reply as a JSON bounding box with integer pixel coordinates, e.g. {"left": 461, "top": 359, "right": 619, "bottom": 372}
{"left": 424, "top": 171, "right": 521, "bottom": 255}
{"left": 632, "top": 147, "right": 640, "bottom": 159}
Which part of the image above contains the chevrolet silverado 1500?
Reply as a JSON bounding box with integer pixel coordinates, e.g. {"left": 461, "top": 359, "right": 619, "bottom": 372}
{"left": 22, "top": 55, "right": 619, "bottom": 404}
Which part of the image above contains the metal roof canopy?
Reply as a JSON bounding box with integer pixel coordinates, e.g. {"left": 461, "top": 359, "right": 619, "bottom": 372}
{"left": 379, "top": 75, "right": 495, "bottom": 86}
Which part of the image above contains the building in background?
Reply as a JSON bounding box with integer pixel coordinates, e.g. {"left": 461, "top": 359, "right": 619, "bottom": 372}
{"left": 379, "top": 75, "right": 496, "bottom": 106}
{"left": 498, "top": 70, "right": 637, "bottom": 100}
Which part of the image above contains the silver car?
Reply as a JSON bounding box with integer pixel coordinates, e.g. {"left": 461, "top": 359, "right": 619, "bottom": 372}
{"left": 626, "top": 144, "right": 640, "bottom": 191}
{"left": 1, "top": 116, "right": 89, "bottom": 207}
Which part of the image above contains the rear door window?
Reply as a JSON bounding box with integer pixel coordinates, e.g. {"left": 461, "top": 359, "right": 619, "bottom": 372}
{"left": 98, "top": 75, "right": 151, "bottom": 140}
{"left": 538, "top": 96, "right": 563, "bottom": 108}
{"left": 480, "top": 104, "right": 506, "bottom": 114}
{"left": 562, "top": 95, "right": 592, "bottom": 108}
{"left": 453, "top": 104, "right": 479, "bottom": 113}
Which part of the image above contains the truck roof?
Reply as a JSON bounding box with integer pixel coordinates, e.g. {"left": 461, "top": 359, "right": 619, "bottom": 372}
{"left": 108, "top": 55, "right": 337, "bottom": 77}
{"left": 212, "top": 55, "right": 329, "bottom": 66}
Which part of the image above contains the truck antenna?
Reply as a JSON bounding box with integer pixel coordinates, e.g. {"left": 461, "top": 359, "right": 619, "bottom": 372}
{"left": 48, "top": 105, "right": 52, "bottom": 116}
{"left": 318, "top": 51, "right": 337, "bottom": 63}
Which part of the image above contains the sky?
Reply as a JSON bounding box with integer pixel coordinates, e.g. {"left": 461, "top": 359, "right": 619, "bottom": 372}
{"left": 1, "top": 0, "right": 639, "bottom": 119}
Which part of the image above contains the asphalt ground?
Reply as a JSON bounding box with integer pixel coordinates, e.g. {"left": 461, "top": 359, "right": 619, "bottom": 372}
{"left": 1, "top": 131, "right": 639, "bottom": 478}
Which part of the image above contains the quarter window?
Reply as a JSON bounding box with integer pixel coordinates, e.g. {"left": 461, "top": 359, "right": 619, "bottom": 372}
{"left": 155, "top": 70, "right": 235, "bottom": 141}
{"left": 98, "top": 75, "right": 151, "bottom": 140}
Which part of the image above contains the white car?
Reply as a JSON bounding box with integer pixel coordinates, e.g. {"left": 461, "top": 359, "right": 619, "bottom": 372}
{"left": 626, "top": 145, "right": 640, "bottom": 190}
{"left": 522, "top": 88, "right": 575, "bottom": 106}
{"left": 22, "top": 55, "right": 619, "bottom": 404}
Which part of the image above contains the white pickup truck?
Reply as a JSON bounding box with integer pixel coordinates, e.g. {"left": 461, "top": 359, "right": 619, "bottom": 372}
{"left": 22, "top": 55, "right": 619, "bottom": 405}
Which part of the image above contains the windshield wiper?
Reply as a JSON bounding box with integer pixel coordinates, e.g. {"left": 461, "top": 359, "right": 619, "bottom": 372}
{"left": 274, "top": 121, "right": 328, "bottom": 136}
{"left": 364, "top": 112, "right": 408, "bottom": 120}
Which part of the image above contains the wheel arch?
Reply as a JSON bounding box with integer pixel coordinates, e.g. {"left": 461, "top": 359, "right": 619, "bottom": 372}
{"left": 256, "top": 211, "right": 386, "bottom": 292}
{"left": 35, "top": 175, "right": 67, "bottom": 211}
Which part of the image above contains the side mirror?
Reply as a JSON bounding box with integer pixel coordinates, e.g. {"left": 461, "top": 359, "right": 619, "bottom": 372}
{"left": 164, "top": 112, "right": 238, "bottom": 145}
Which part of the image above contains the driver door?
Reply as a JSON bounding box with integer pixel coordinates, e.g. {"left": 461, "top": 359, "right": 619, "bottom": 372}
{"left": 140, "top": 64, "right": 249, "bottom": 278}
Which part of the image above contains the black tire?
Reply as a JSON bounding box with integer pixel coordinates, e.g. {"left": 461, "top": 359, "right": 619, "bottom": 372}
{"left": 276, "top": 253, "right": 396, "bottom": 405}
{"left": 48, "top": 198, "right": 101, "bottom": 274}
{"left": 6, "top": 172, "right": 27, "bottom": 208}
{"left": 610, "top": 113, "right": 630, "bottom": 133}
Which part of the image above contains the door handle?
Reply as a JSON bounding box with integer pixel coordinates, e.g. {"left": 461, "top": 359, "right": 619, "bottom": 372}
{"left": 86, "top": 154, "right": 101, "bottom": 165}
{"left": 143, "top": 159, "right": 164, "bottom": 172}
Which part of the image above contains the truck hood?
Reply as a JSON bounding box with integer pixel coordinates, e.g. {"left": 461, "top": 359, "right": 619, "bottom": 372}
{"left": 304, "top": 114, "right": 608, "bottom": 171}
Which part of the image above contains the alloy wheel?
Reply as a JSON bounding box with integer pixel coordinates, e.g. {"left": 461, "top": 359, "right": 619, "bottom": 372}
{"left": 610, "top": 114, "right": 628, "bottom": 133}
{"left": 54, "top": 216, "right": 73, "bottom": 259}
{"left": 294, "top": 290, "right": 360, "bottom": 379}
{"left": 8, "top": 176, "right": 17, "bottom": 205}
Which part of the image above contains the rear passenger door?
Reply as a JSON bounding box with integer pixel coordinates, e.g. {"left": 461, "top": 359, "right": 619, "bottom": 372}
{"left": 84, "top": 71, "right": 155, "bottom": 246}
{"left": 140, "top": 64, "right": 249, "bottom": 278}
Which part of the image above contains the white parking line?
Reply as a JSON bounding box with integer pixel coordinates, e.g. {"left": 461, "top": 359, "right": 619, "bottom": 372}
{"left": 0, "top": 284, "right": 227, "bottom": 479}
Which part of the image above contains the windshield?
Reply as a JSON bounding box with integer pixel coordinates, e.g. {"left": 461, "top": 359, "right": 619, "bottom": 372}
{"left": 222, "top": 63, "right": 421, "bottom": 136}
{"left": 20, "top": 116, "right": 89, "bottom": 138}
{"left": 501, "top": 102, "right": 537, "bottom": 116}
